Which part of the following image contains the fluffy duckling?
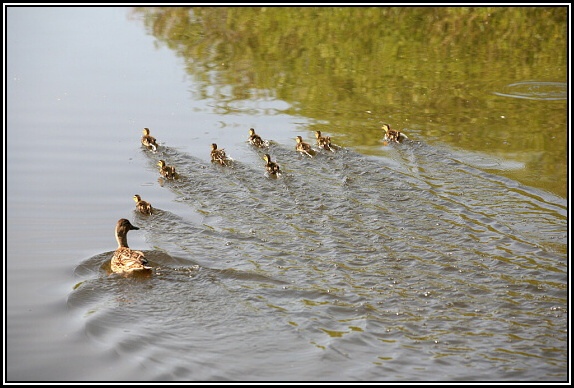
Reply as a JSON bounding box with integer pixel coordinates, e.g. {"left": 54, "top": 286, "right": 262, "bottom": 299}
{"left": 315, "top": 130, "right": 337, "bottom": 152}
{"left": 141, "top": 127, "right": 159, "bottom": 151}
{"left": 157, "top": 160, "right": 177, "bottom": 179}
{"left": 210, "top": 143, "right": 231, "bottom": 166}
{"left": 133, "top": 194, "right": 153, "bottom": 216}
{"left": 248, "top": 128, "right": 267, "bottom": 148}
{"left": 111, "top": 218, "right": 151, "bottom": 274}
{"left": 263, "top": 153, "right": 282, "bottom": 176}
{"left": 295, "top": 136, "right": 316, "bottom": 157}
{"left": 382, "top": 124, "right": 408, "bottom": 144}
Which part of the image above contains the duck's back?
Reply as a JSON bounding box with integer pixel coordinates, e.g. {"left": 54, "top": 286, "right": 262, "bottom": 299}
{"left": 111, "top": 247, "right": 150, "bottom": 274}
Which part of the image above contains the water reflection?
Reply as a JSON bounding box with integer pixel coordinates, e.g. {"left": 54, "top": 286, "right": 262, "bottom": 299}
{"left": 6, "top": 6, "right": 567, "bottom": 382}
{"left": 493, "top": 81, "right": 568, "bottom": 101}
{"left": 131, "top": 6, "right": 568, "bottom": 198}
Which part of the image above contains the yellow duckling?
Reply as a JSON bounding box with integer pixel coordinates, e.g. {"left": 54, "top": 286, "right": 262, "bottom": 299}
{"left": 157, "top": 160, "right": 177, "bottom": 179}
{"left": 133, "top": 194, "right": 153, "bottom": 215}
{"left": 248, "top": 128, "right": 267, "bottom": 148}
{"left": 382, "top": 124, "right": 408, "bottom": 144}
{"left": 111, "top": 218, "right": 151, "bottom": 274}
{"left": 315, "top": 130, "right": 337, "bottom": 152}
{"left": 141, "top": 127, "right": 159, "bottom": 151}
{"left": 295, "top": 136, "right": 316, "bottom": 157}
{"left": 263, "top": 153, "right": 282, "bottom": 176}
{"left": 210, "top": 143, "right": 231, "bottom": 166}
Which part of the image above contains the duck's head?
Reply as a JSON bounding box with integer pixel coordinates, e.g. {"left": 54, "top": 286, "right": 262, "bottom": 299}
{"left": 143, "top": 127, "right": 151, "bottom": 136}
{"left": 133, "top": 194, "right": 142, "bottom": 203}
{"left": 211, "top": 143, "right": 218, "bottom": 151}
{"left": 249, "top": 128, "right": 256, "bottom": 136}
{"left": 315, "top": 131, "right": 322, "bottom": 138}
{"left": 295, "top": 136, "right": 303, "bottom": 144}
{"left": 263, "top": 154, "right": 271, "bottom": 163}
{"left": 381, "top": 124, "right": 391, "bottom": 133}
{"left": 116, "top": 218, "right": 140, "bottom": 234}
{"left": 115, "top": 218, "right": 140, "bottom": 248}
{"left": 157, "top": 160, "right": 166, "bottom": 168}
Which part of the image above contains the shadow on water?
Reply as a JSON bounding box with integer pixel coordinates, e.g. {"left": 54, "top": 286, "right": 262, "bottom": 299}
{"left": 69, "top": 136, "right": 567, "bottom": 381}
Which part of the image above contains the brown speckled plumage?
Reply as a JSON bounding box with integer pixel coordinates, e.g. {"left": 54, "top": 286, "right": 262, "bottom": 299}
{"left": 248, "top": 128, "right": 267, "bottom": 148}
{"left": 141, "top": 127, "right": 158, "bottom": 151}
{"left": 210, "top": 143, "right": 231, "bottom": 166}
{"left": 382, "top": 124, "right": 408, "bottom": 144}
{"left": 295, "top": 136, "right": 316, "bottom": 157}
{"left": 133, "top": 194, "right": 153, "bottom": 215}
{"left": 157, "top": 160, "right": 177, "bottom": 179}
{"left": 111, "top": 218, "right": 151, "bottom": 274}
{"left": 263, "top": 154, "right": 282, "bottom": 176}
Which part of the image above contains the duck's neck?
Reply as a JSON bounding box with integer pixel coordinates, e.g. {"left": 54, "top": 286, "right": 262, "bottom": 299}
{"left": 116, "top": 232, "right": 129, "bottom": 248}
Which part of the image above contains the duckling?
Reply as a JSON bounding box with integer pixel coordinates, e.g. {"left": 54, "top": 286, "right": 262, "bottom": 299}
{"left": 295, "top": 136, "right": 316, "bottom": 157}
{"left": 315, "top": 130, "right": 337, "bottom": 152}
{"left": 111, "top": 218, "right": 151, "bottom": 274}
{"left": 141, "top": 127, "right": 159, "bottom": 151}
{"left": 263, "top": 153, "right": 282, "bottom": 176}
{"left": 133, "top": 194, "right": 153, "bottom": 216}
{"left": 210, "top": 143, "right": 231, "bottom": 166}
{"left": 248, "top": 128, "right": 267, "bottom": 148}
{"left": 382, "top": 124, "right": 408, "bottom": 144}
{"left": 157, "top": 160, "right": 177, "bottom": 179}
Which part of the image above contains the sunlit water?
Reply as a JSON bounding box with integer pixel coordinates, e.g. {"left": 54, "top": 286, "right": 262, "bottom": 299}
{"left": 6, "top": 7, "right": 568, "bottom": 382}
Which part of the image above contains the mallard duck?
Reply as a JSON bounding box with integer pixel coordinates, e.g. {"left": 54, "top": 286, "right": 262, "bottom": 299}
{"left": 263, "top": 153, "right": 282, "bottom": 176}
{"left": 248, "top": 128, "right": 267, "bottom": 148}
{"left": 133, "top": 194, "right": 153, "bottom": 215}
{"left": 382, "top": 124, "right": 408, "bottom": 144}
{"left": 111, "top": 218, "right": 151, "bottom": 274}
{"left": 157, "top": 160, "right": 177, "bottom": 179}
{"left": 315, "top": 130, "right": 337, "bottom": 152}
{"left": 210, "top": 143, "right": 231, "bottom": 166}
{"left": 295, "top": 136, "right": 316, "bottom": 157}
{"left": 141, "top": 127, "right": 158, "bottom": 151}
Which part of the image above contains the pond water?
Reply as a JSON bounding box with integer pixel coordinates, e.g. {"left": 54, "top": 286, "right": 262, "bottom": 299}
{"left": 6, "top": 7, "right": 568, "bottom": 382}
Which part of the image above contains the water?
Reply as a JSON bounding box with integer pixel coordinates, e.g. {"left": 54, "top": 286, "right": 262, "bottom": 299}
{"left": 6, "top": 7, "right": 568, "bottom": 382}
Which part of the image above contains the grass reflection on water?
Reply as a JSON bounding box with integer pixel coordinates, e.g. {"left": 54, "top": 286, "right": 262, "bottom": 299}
{"left": 132, "top": 6, "right": 568, "bottom": 198}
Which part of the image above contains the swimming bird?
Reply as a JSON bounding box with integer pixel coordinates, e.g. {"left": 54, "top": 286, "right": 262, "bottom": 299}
{"left": 111, "top": 218, "right": 151, "bottom": 274}
{"left": 157, "top": 160, "right": 177, "bottom": 179}
{"left": 210, "top": 143, "right": 231, "bottom": 166}
{"left": 315, "top": 130, "right": 337, "bottom": 152}
{"left": 248, "top": 128, "right": 267, "bottom": 148}
{"left": 295, "top": 136, "right": 316, "bottom": 157}
{"left": 382, "top": 124, "right": 408, "bottom": 144}
{"left": 141, "top": 127, "right": 159, "bottom": 151}
{"left": 133, "top": 194, "right": 153, "bottom": 216}
{"left": 263, "top": 153, "right": 282, "bottom": 176}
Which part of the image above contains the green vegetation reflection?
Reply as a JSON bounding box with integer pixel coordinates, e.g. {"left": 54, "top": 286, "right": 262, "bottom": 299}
{"left": 132, "top": 7, "right": 567, "bottom": 197}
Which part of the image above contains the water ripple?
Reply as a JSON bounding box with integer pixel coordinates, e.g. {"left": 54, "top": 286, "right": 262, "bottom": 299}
{"left": 69, "top": 139, "right": 567, "bottom": 381}
{"left": 493, "top": 81, "right": 567, "bottom": 101}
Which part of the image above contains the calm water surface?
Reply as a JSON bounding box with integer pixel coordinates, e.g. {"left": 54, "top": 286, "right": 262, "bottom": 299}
{"left": 6, "top": 7, "right": 568, "bottom": 382}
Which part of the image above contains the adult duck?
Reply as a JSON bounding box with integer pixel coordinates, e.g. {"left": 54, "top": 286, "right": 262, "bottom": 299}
{"left": 111, "top": 218, "right": 151, "bottom": 274}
